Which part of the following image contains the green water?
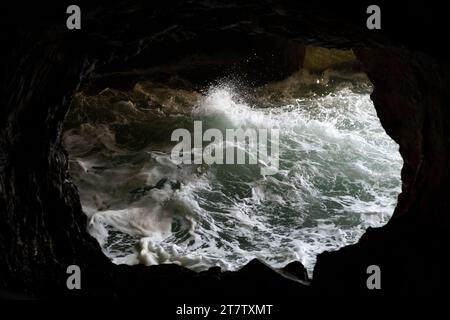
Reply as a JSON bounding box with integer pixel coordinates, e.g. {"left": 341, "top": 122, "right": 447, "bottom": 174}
{"left": 63, "top": 76, "right": 402, "bottom": 273}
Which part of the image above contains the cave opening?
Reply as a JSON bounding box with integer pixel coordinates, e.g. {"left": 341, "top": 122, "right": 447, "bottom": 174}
{"left": 62, "top": 45, "right": 403, "bottom": 276}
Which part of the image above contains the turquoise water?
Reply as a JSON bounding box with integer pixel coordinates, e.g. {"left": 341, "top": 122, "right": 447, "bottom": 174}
{"left": 64, "top": 76, "right": 402, "bottom": 274}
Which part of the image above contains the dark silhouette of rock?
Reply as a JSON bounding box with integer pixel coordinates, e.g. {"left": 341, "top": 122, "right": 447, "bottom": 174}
{"left": 1, "top": 1, "right": 449, "bottom": 300}
{"left": 281, "top": 261, "right": 309, "bottom": 282}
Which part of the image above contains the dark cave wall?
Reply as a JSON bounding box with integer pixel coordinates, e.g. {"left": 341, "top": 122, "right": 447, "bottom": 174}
{"left": 313, "top": 48, "right": 450, "bottom": 293}
{"left": 0, "top": 40, "right": 108, "bottom": 294}
{"left": 357, "top": 48, "right": 450, "bottom": 226}
{"left": 1, "top": 1, "right": 450, "bottom": 297}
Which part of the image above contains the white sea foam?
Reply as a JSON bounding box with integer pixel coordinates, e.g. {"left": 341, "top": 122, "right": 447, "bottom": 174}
{"left": 66, "top": 81, "right": 402, "bottom": 276}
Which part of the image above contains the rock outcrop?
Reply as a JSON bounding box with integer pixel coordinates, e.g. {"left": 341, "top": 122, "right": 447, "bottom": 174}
{"left": 313, "top": 48, "right": 450, "bottom": 293}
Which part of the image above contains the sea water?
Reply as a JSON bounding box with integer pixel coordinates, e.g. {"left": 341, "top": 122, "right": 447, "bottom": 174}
{"left": 63, "top": 73, "right": 402, "bottom": 275}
